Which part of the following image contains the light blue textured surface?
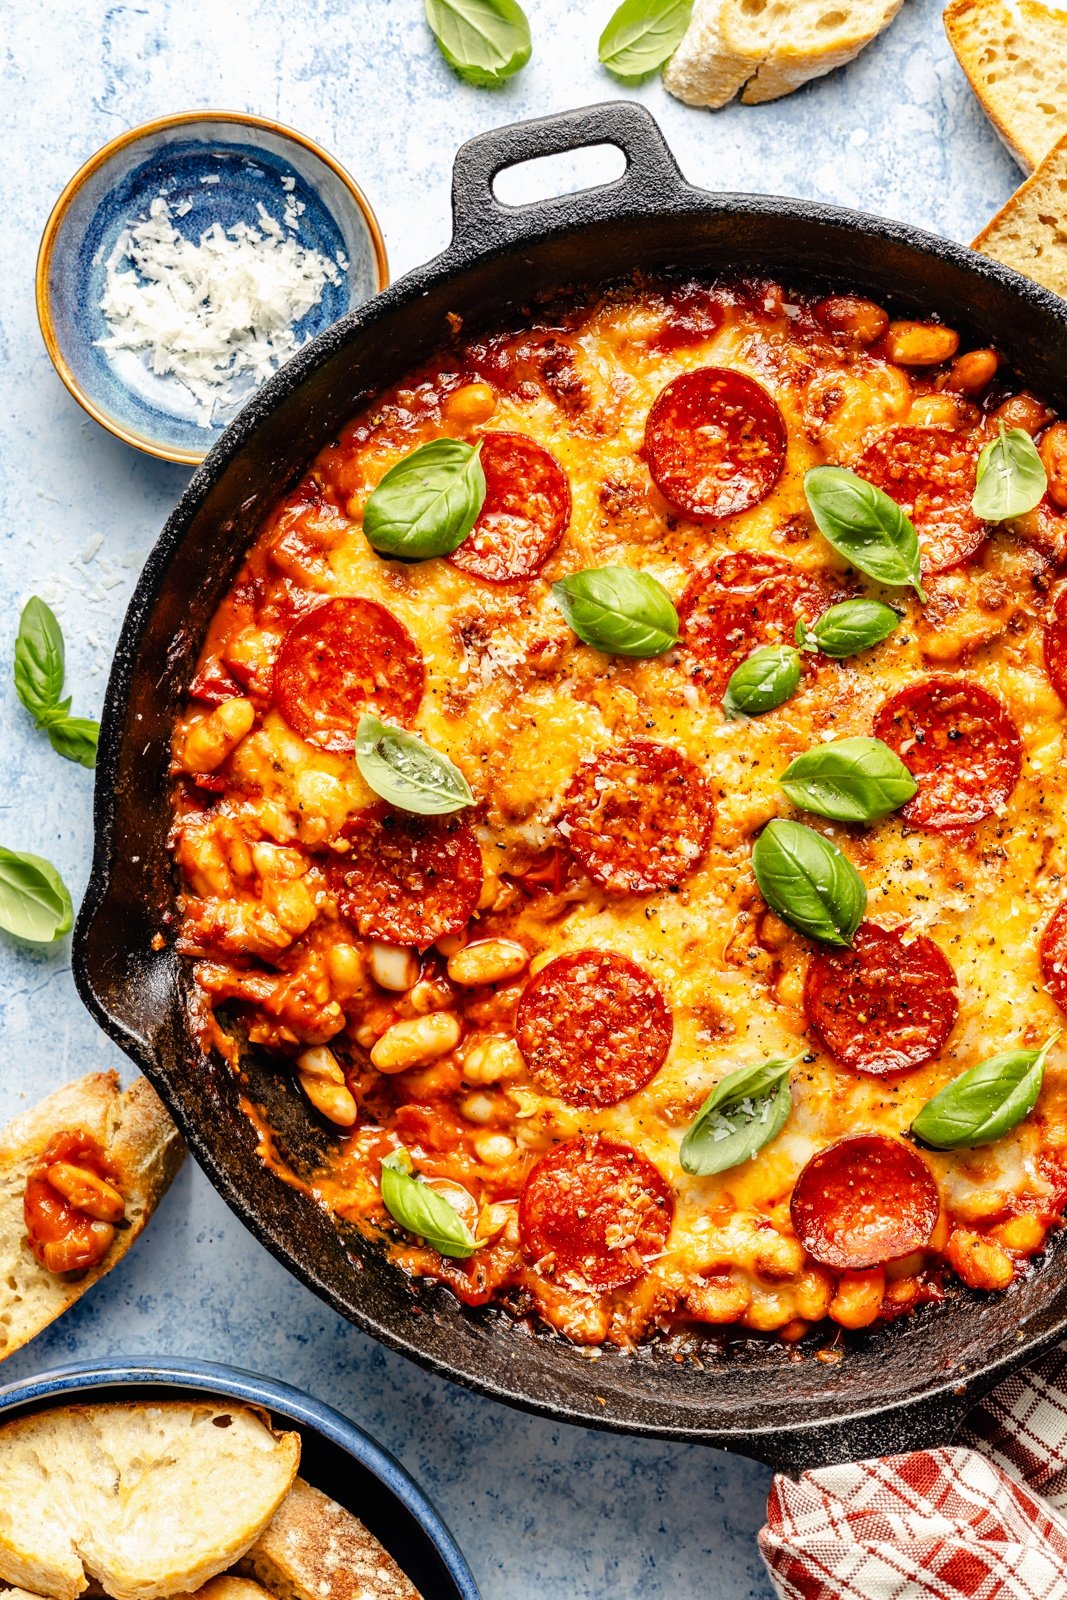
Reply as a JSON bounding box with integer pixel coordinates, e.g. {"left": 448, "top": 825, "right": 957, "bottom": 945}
{"left": 0, "top": 3, "right": 1021, "bottom": 1595}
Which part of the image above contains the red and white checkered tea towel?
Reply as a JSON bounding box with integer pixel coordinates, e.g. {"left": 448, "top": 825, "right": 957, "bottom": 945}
{"left": 760, "top": 1342, "right": 1067, "bottom": 1598}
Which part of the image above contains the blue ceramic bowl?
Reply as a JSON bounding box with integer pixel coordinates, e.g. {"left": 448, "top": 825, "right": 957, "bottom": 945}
{"left": 36, "top": 112, "right": 389, "bottom": 465}
{"left": 0, "top": 1357, "right": 478, "bottom": 1599}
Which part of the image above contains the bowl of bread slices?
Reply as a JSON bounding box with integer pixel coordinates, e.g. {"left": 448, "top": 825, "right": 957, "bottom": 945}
{"left": 0, "top": 1358, "right": 478, "bottom": 1600}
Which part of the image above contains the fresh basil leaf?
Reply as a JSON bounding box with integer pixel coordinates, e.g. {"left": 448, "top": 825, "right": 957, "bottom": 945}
{"left": 0, "top": 846, "right": 73, "bottom": 943}
{"left": 779, "top": 736, "right": 916, "bottom": 823}
{"left": 551, "top": 565, "right": 678, "bottom": 657}
{"left": 380, "top": 1150, "right": 480, "bottom": 1258}
{"left": 424, "top": 0, "right": 531, "bottom": 86}
{"left": 356, "top": 713, "right": 474, "bottom": 815}
{"left": 43, "top": 714, "right": 99, "bottom": 769}
{"left": 752, "top": 818, "right": 865, "bottom": 947}
{"left": 723, "top": 645, "right": 801, "bottom": 719}
{"left": 972, "top": 421, "right": 1047, "bottom": 521}
{"left": 804, "top": 466, "right": 927, "bottom": 603}
{"left": 598, "top": 0, "right": 694, "bottom": 81}
{"left": 795, "top": 598, "right": 902, "bottom": 659}
{"left": 363, "top": 439, "right": 486, "bottom": 560}
{"left": 14, "top": 598, "right": 65, "bottom": 721}
{"left": 911, "top": 1033, "right": 1059, "bottom": 1150}
{"left": 679, "top": 1054, "right": 799, "bottom": 1176}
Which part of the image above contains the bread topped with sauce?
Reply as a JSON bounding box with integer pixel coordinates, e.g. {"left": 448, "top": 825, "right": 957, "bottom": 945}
{"left": 664, "top": 0, "right": 904, "bottom": 107}
{"left": 0, "top": 1073, "right": 184, "bottom": 1363}
{"left": 0, "top": 1402, "right": 300, "bottom": 1600}
{"left": 945, "top": 0, "right": 1067, "bottom": 170}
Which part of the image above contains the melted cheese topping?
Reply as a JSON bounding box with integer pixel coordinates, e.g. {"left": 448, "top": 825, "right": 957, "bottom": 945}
{"left": 172, "top": 278, "right": 1067, "bottom": 1348}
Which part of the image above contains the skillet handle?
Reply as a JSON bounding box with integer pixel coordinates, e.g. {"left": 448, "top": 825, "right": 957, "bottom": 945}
{"left": 449, "top": 101, "right": 690, "bottom": 254}
{"left": 744, "top": 1385, "right": 979, "bottom": 1479}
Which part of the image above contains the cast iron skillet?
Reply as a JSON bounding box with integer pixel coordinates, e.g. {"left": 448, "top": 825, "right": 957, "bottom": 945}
{"left": 73, "top": 101, "right": 1067, "bottom": 1477}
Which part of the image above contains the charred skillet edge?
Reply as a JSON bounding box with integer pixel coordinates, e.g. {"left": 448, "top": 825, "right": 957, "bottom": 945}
{"left": 73, "top": 100, "right": 1067, "bottom": 1465}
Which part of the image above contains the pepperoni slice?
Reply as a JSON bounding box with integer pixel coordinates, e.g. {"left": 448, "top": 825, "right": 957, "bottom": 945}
{"left": 519, "top": 1135, "right": 674, "bottom": 1292}
{"left": 448, "top": 432, "right": 571, "bottom": 584}
{"left": 791, "top": 1135, "right": 940, "bottom": 1271}
{"left": 873, "top": 677, "right": 1022, "bottom": 832}
{"left": 558, "top": 738, "right": 714, "bottom": 894}
{"left": 804, "top": 923, "right": 958, "bottom": 1076}
{"left": 273, "top": 598, "right": 424, "bottom": 754}
{"left": 1044, "top": 585, "right": 1067, "bottom": 704}
{"left": 855, "top": 427, "right": 987, "bottom": 574}
{"left": 678, "top": 551, "right": 834, "bottom": 699}
{"left": 516, "top": 950, "right": 673, "bottom": 1107}
{"left": 644, "top": 367, "right": 787, "bottom": 520}
{"left": 651, "top": 285, "right": 726, "bottom": 353}
{"left": 329, "top": 805, "right": 482, "bottom": 950}
{"left": 1041, "top": 901, "right": 1067, "bottom": 1016}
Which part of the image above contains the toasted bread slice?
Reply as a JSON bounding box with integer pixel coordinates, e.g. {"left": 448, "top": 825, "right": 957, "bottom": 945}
{"left": 183, "top": 1582, "right": 273, "bottom": 1600}
{"left": 663, "top": 0, "right": 752, "bottom": 109}
{"left": 0, "top": 1073, "right": 184, "bottom": 1363}
{"left": 973, "top": 133, "right": 1067, "bottom": 295}
{"left": 665, "top": 0, "right": 903, "bottom": 107}
{"left": 726, "top": 0, "right": 905, "bottom": 105}
{"left": 945, "top": 0, "right": 1067, "bottom": 171}
{"left": 240, "top": 1478, "right": 423, "bottom": 1600}
{"left": 0, "top": 1401, "right": 300, "bottom": 1600}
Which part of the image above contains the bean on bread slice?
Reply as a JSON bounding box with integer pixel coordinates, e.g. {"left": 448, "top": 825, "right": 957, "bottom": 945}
{"left": 664, "top": 0, "right": 904, "bottom": 108}
{"left": 239, "top": 1477, "right": 424, "bottom": 1600}
{"left": 973, "top": 133, "right": 1067, "bottom": 295}
{"left": 0, "top": 1402, "right": 300, "bottom": 1600}
{"left": 0, "top": 1073, "right": 184, "bottom": 1362}
{"left": 945, "top": 0, "right": 1067, "bottom": 171}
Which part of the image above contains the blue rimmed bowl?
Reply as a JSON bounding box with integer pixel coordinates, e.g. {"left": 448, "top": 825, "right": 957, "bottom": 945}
{"left": 0, "top": 1357, "right": 478, "bottom": 1599}
{"left": 36, "top": 112, "right": 389, "bottom": 465}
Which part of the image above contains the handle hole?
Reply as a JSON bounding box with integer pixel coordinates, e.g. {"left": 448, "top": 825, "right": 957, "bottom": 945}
{"left": 491, "top": 144, "right": 628, "bottom": 209}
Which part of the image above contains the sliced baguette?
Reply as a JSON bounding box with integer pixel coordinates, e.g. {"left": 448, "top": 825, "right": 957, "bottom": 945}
{"left": 0, "top": 1073, "right": 184, "bottom": 1363}
{"left": 0, "top": 1401, "right": 300, "bottom": 1600}
{"left": 182, "top": 1582, "right": 274, "bottom": 1600}
{"left": 973, "top": 133, "right": 1067, "bottom": 295}
{"left": 663, "top": 0, "right": 753, "bottom": 109}
{"left": 945, "top": 0, "right": 1067, "bottom": 171}
{"left": 664, "top": 0, "right": 903, "bottom": 108}
{"left": 726, "top": 0, "right": 905, "bottom": 105}
{"left": 240, "top": 1477, "right": 423, "bottom": 1600}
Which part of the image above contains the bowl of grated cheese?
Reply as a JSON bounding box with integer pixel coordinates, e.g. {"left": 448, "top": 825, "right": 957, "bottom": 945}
{"left": 36, "top": 110, "right": 389, "bottom": 465}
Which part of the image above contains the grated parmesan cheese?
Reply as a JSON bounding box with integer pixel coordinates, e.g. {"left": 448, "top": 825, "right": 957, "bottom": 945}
{"left": 96, "top": 179, "right": 341, "bottom": 425}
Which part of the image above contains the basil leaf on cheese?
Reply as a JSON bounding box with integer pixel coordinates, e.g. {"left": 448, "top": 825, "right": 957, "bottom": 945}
{"left": 911, "top": 1034, "right": 1059, "bottom": 1150}
{"left": 752, "top": 819, "right": 866, "bottom": 947}
{"left": 972, "top": 422, "right": 1047, "bottom": 521}
{"left": 356, "top": 714, "right": 474, "bottom": 815}
{"left": 779, "top": 737, "right": 916, "bottom": 823}
{"left": 795, "top": 598, "right": 902, "bottom": 658}
{"left": 424, "top": 0, "right": 531, "bottom": 86}
{"left": 363, "top": 439, "right": 485, "bottom": 560}
{"left": 804, "top": 465, "right": 926, "bottom": 602}
{"left": 679, "top": 1055, "right": 798, "bottom": 1177}
{"left": 380, "top": 1150, "right": 480, "bottom": 1257}
{"left": 723, "top": 645, "right": 801, "bottom": 719}
{"left": 0, "top": 846, "right": 73, "bottom": 943}
{"left": 598, "top": 0, "right": 694, "bottom": 82}
{"left": 552, "top": 565, "right": 678, "bottom": 657}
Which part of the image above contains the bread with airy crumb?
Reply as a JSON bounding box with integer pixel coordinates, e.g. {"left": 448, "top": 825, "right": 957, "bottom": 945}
{"left": 240, "top": 1477, "right": 423, "bottom": 1600}
{"left": 0, "top": 1401, "right": 300, "bottom": 1600}
{"left": 664, "top": 0, "right": 904, "bottom": 107}
{"left": 180, "top": 1581, "right": 274, "bottom": 1600}
{"left": 945, "top": 0, "right": 1067, "bottom": 171}
{"left": 973, "top": 133, "right": 1067, "bottom": 295}
{"left": 0, "top": 1073, "right": 184, "bottom": 1363}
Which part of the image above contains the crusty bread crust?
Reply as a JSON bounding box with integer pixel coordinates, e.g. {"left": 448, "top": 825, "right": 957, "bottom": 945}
{"left": 973, "top": 132, "right": 1067, "bottom": 295}
{"left": 945, "top": 0, "right": 1067, "bottom": 171}
{"left": 0, "top": 1401, "right": 299, "bottom": 1600}
{"left": 0, "top": 1074, "right": 184, "bottom": 1363}
{"left": 665, "top": 0, "right": 904, "bottom": 108}
{"left": 239, "top": 1478, "right": 423, "bottom": 1600}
